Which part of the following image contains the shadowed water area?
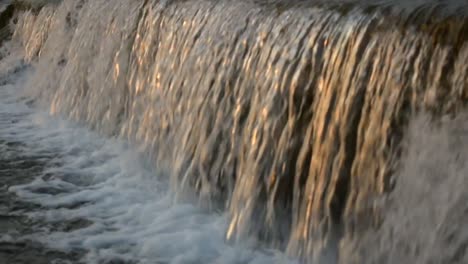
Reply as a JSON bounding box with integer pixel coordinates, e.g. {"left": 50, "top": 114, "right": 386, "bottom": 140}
{"left": 0, "top": 116, "right": 86, "bottom": 264}
{"left": 0, "top": 0, "right": 467, "bottom": 263}
{"left": 0, "top": 70, "right": 87, "bottom": 263}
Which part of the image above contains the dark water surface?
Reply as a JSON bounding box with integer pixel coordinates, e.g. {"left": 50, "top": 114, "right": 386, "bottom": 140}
{"left": 0, "top": 107, "right": 86, "bottom": 263}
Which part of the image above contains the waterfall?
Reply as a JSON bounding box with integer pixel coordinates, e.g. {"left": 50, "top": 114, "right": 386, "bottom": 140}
{"left": 5, "top": 0, "right": 467, "bottom": 262}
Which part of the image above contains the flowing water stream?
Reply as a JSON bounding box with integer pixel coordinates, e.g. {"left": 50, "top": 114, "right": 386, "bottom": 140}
{"left": 0, "top": 0, "right": 467, "bottom": 263}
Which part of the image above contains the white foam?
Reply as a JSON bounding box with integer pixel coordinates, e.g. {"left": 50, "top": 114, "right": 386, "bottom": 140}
{"left": 0, "top": 51, "right": 297, "bottom": 264}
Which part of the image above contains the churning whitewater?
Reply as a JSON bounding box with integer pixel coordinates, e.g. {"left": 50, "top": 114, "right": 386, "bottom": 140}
{"left": 0, "top": 52, "right": 296, "bottom": 263}
{"left": 0, "top": 0, "right": 467, "bottom": 263}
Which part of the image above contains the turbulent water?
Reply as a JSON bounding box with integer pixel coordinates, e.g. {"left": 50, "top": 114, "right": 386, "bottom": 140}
{"left": 0, "top": 0, "right": 467, "bottom": 263}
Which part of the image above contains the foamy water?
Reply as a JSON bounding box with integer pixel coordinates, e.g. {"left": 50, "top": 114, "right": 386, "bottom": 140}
{"left": 0, "top": 50, "right": 297, "bottom": 264}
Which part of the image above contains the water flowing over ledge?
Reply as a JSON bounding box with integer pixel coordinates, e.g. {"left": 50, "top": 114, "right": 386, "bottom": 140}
{"left": 2, "top": 0, "right": 468, "bottom": 263}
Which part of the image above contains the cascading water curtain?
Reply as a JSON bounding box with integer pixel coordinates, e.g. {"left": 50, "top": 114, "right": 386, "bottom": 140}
{"left": 6, "top": 0, "right": 468, "bottom": 263}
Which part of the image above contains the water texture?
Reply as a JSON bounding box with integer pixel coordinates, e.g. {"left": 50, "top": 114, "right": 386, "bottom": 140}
{"left": 0, "top": 0, "right": 467, "bottom": 263}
